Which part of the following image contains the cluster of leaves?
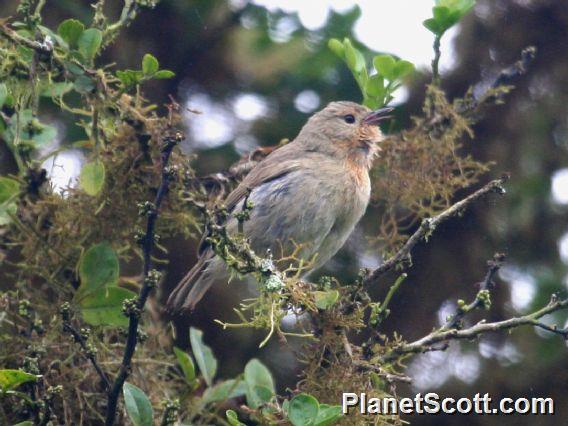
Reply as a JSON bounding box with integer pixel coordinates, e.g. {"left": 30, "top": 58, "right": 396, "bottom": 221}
{"left": 327, "top": 38, "right": 414, "bottom": 109}
{"left": 423, "top": 0, "right": 476, "bottom": 37}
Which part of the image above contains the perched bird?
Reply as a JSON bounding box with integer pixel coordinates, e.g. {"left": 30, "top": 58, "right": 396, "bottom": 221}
{"left": 167, "top": 101, "right": 392, "bottom": 314}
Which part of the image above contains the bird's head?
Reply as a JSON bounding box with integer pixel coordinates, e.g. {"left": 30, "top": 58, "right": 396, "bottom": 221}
{"left": 297, "top": 101, "right": 392, "bottom": 167}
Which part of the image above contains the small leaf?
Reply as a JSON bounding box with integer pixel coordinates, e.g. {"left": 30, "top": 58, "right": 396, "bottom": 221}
{"left": 0, "top": 176, "right": 20, "bottom": 204}
{"left": 373, "top": 55, "right": 396, "bottom": 81}
{"left": 365, "top": 74, "right": 384, "bottom": 98}
{"left": 79, "top": 287, "right": 136, "bottom": 326}
{"left": 73, "top": 75, "right": 95, "bottom": 93}
{"left": 153, "top": 70, "right": 175, "bottom": 79}
{"left": 393, "top": 60, "right": 415, "bottom": 79}
{"left": 0, "top": 83, "right": 7, "bottom": 108}
{"left": 343, "top": 39, "right": 364, "bottom": 73}
{"left": 189, "top": 327, "right": 218, "bottom": 386}
{"left": 173, "top": 347, "right": 196, "bottom": 383}
{"left": 142, "top": 54, "right": 159, "bottom": 76}
{"left": 226, "top": 410, "right": 246, "bottom": 426}
{"left": 314, "top": 404, "right": 342, "bottom": 426}
{"left": 288, "top": 394, "right": 319, "bottom": 426}
{"left": 314, "top": 290, "right": 340, "bottom": 310}
{"left": 123, "top": 382, "right": 154, "bottom": 426}
{"left": 40, "top": 82, "right": 73, "bottom": 98}
{"left": 57, "top": 19, "right": 84, "bottom": 48}
{"left": 327, "top": 38, "right": 344, "bottom": 59}
{"left": 244, "top": 358, "right": 275, "bottom": 408}
{"left": 79, "top": 161, "right": 105, "bottom": 196}
{"left": 201, "top": 379, "right": 247, "bottom": 405}
{"left": 78, "top": 28, "right": 102, "bottom": 63}
{"left": 116, "top": 70, "right": 144, "bottom": 87}
{"left": 423, "top": 17, "right": 443, "bottom": 35}
{"left": 0, "top": 176, "right": 20, "bottom": 226}
{"left": 78, "top": 242, "right": 119, "bottom": 295}
{"left": 0, "top": 369, "right": 39, "bottom": 391}
{"left": 12, "top": 421, "right": 34, "bottom": 426}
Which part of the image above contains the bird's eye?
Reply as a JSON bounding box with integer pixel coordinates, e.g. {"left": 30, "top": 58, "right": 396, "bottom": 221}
{"left": 344, "top": 114, "right": 355, "bottom": 124}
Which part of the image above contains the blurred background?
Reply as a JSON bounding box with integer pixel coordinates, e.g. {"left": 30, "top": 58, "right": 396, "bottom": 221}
{"left": 1, "top": 0, "right": 567, "bottom": 424}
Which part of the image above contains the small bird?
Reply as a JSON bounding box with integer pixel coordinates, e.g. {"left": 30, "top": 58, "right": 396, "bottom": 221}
{"left": 167, "top": 101, "right": 392, "bottom": 314}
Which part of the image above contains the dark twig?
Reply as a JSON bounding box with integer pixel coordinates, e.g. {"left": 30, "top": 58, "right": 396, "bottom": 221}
{"left": 60, "top": 303, "right": 111, "bottom": 392}
{"left": 364, "top": 176, "right": 509, "bottom": 286}
{"left": 0, "top": 23, "right": 53, "bottom": 54}
{"left": 380, "top": 294, "right": 568, "bottom": 363}
{"left": 440, "top": 253, "right": 506, "bottom": 331}
{"left": 104, "top": 131, "right": 183, "bottom": 426}
{"left": 489, "top": 46, "right": 536, "bottom": 91}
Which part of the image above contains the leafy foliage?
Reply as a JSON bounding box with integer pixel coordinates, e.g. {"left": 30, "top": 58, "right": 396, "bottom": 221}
{"left": 423, "top": 0, "right": 476, "bottom": 36}
{"left": 328, "top": 37, "right": 414, "bottom": 108}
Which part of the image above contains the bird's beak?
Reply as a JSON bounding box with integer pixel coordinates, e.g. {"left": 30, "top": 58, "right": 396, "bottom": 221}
{"left": 363, "top": 107, "right": 394, "bottom": 125}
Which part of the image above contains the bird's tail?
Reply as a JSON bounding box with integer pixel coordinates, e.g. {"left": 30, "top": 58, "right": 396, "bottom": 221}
{"left": 167, "top": 253, "right": 217, "bottom": 314}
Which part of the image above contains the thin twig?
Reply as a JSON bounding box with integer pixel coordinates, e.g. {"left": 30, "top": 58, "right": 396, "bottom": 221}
{"left": 440, "top": 252, "right": 505, "bottom": 331}
{"left": 431, "top": 35, "right": 441, "bottom": 84}
{"left": 364, "top": 176, "right": 509, "bottom": 286}
{"left": 61, "top": 318, "right": 111, "bottom": 392}
{"left": 104, "top": 131, "right": 183, "bottom": 426}
{"left": 380, "top": 294, "right": 568, "bottom": 363}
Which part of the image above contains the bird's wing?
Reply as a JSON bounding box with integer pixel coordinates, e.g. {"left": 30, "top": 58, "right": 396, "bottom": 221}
{"left": 167, "top": 143, "right": 310, "bottom": 313}
{"left": 196, "top": 142, "right": 307, "bottom": 255}
{"left": 224, "top": 142, "right": 305, "bottom": 211}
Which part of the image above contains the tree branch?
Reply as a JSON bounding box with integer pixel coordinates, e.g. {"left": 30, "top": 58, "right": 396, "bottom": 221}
{"left": 104, "top": 130, "right": 182, "bottom": 426}
{"left": 364, "top": 176, "right": 509, "bottom": 286}
{"left": 440, "top": 252, "right": 505, "bottom": 332}
{"left": 380, "top": 294, "right": 568, "bottom": 363}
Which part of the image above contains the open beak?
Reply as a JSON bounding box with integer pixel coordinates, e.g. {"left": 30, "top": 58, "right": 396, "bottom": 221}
{"left": 363, "top": 107, "right": 394, "bottom": 125}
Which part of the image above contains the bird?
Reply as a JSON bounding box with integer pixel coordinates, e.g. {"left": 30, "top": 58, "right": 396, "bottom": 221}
{"left": 167, "top": 101, "right": 392, "bottom": 314}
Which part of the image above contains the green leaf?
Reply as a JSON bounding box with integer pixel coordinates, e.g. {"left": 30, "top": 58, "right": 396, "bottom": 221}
{"left": 73, "top": 75, "right": 95, "bottom": 94}
{"left": 57, "top": 19, "right": 85, "bottom": 49}
{"left": 201, "top": 379, "right": 247, "bottom": 405}
{"left": 226, "top": 410, "right": 246, "bottom": 426}
{"left": 423, "top": 18, "right": 443, "bottom": 35}
{"left": 342, "top": 38, "right": 364, "bottom": 73}
{"left": 0, "top": 176, "right": 20, "bottom": 226}
{"left": 244, "top": 358, "right": 275, "bottom": 408}
{"left": 327, "top": 38, "right": 344, "bottom": 59}
{"left": 189, "top": 327, "right": 217, "bottom": 386}
{"left": 0, "top": 369, "right": 39, "bottom": 391}
{"left": 0, "top": 83, "right": 7, "bottom": 108}
{"left": 142, "top": 54, "right": 159, "bottom": 76}
{"left": 40, "top": 82, "right": 73, "bottom": 98}
{"left": 365, "top": 74, "right": 384, "bottom": 98}
{"left": 393, "top": 60, "right": 415, "bottom": 79}
{"left": 173, "top": 347, "right": 195, "bottom": 383}
{"left": 288, "top": 394, "right": 319, "bottom": 426}
{"left": 314, "top": 290, "right": 340, "bottom": 310}
{"left": 78, "top": 242, "right": 119, "bottom": 295}
{"left": 13, "top": 421, "right": 34, "bottom": 426}
{"left": 79, "top": 161, "right": 105, "bottom": 196}
{"left": 5, "top": 110, "right": 57, "bottom": 148}
{"left": 78, "top": 28, "right": 102, "bottom": 63}
{"left": 153, "top": 70, "right": 175, "bottom": 79}
{"left": 123, "top": 382, "right": 153, "bottom": 426}
{"left": 314, "top": 404, "right": 342, "bottom": 426}
{"left": 0, "top": 177, "right": 20, "bottom": 204}
{"left": 79, "top": 287, "right": 136, "bottom": 326}
{"left": 373, "top": 55, "right": 396, "bottom": 81}
{"left": 116, "top": 70, "right": 144, "bottom": 87}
